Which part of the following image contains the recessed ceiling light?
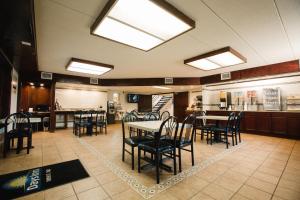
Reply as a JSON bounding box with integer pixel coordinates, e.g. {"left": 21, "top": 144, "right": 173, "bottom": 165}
{"left": 66, "top": 58, "right": 114, "bottom": 76}
{"left": 153, "top": 86, "right": 171, "bottom": 90}
{"left": 29, "top": 82, "right": 34, "bottom": 86}
{"left": 91, "top": 0, "right": 195, "bottom": 51}
{"left": 184, "top": 47, "right": 246, "bottom": 70}
{"left": 40, "top": 83, "right": 44, "bottom": 87}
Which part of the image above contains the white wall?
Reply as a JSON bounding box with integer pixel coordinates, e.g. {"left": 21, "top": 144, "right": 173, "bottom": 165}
{"left": 10, "top": 68, "right": 18, "bottom": 114}
{"left": 107, "top": 91, "right": 138, "bottom": 113}
{"left": 55, "top": 89, "right": 107, "bottom": 110}
{"left": 202, "top": 76, "right": 300, "bottom": 111}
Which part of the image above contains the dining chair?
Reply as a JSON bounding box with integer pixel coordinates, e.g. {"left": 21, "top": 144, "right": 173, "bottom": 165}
{"left": 193, "top": 111, "right": 214, "bottom": 141}
{"left": 122, "top": 113, "right": 151, "bottom": 170}
{"left": 74, "top": 110, "right": 92, "bottom": 137}
{"left": 176, "top": 114, "right": 196, "bottom": 172}
{"left": 143, "top": 112, "right": 159, "bottom": 121}
{"left": 234, "top": 112, "right": 243, "bottom": 143}
{"left": 94, "top": 110, "right": 107, "bottom": 135}
{"left": 3, "top": 112, "right": 32, "bottom": 157}
{"left": 209, "top": 112, "right": 236, "bottom": 148}
{"left": 160, "top": 111, "right": 170, "bottom": 121}
{"left": 138, "top": 116, "right": 179, "bottom": 184}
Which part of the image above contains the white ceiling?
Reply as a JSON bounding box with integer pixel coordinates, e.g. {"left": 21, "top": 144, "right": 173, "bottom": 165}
{"left": 34, "top": 0, "right": 300, "bottom": 79}
{"left": 56, "top": 82, "right": 201, "bottom": 94}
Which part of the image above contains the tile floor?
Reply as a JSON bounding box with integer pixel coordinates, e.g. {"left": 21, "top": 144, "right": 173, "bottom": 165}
{"left": 0, "top": 124, "right": 299, "bottom": 200}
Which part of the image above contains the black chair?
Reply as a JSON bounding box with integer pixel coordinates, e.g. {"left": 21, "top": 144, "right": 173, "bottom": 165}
{"left": 3, "top": 113, "right": 32, "bottom": 157}
{"left": 209, "top": 112, "right": 236, "bottom": 148}
{"left": 176, "top": 114, "right": 196, "bottom": 172}
{"left": 74, "top": 111, "right": 92, "bottom": 137}
{"left": 143, "top": 112, "right": 159, "bottom": 121}
{"left": 122, "top": 113, "right": 151, "bottom": 170}
{"left": 94, "top": 110, "right": 107, "bottom": 135}
{"left": 160, "top": 111, "right": 170, "bottom": 121}
{"left": 138, "top": 116, "right": 179, "bottom": 184}
{"left": 234, "top": 112, "right": 243, "bottom": 143}
{"left": 194, "top": 111, "right": 215, "bottom": 141}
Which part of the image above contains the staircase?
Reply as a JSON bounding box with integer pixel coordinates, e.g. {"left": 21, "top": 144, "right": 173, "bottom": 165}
{"left": 152, "top": 96, "right": 172, "bottom": 112}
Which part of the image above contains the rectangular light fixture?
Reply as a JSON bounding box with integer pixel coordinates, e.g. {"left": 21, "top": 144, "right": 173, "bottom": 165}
{"left": 184, "top": 47, "right": 247, "bottom": 70}
{"left": 66, "top": 58, "right": 114, "bottom": 76}
{"left": 153, "top": 86, "right": 171, "bottom": 90}
{"left": 91, "top": 0, "right": 195, "bottom": 51}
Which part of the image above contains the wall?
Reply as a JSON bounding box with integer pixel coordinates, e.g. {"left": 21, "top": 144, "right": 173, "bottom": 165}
{"left": 202, "top": 75, "right": 300, "bottom": 111}
{"left": 107, "top": 91, "right": 138, "bottom": 113}
{"left": 10, "top": 68, "right": 18, "bottom": 114}
{"left": 55, "top": 89, "right": 107, "bottom": 110}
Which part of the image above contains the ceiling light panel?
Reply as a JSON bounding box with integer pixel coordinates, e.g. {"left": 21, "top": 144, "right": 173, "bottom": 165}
{"left": 184, "top": 47, "right": 246, "bottom": 71}
{"left": 66, "top": 58, "right": 114, "bottom": 76}
{"left": 91, "top": 0, "right": 195, "bottom": 51}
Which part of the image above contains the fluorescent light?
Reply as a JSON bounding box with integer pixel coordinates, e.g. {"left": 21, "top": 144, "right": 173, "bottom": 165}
{"left": 184, "top": 47, "right": 246, "bottom": 71}
{"left": 94, "top": 17, "right": 162, "bottom": 51}
{"left": 153, "top": 86, "right": 171, "bottom": 90}
{"left": 66, "top": 58, "right": 113, "bottom": 76}
{"left": 91, "top": 0, "right": 195, "bottom": 51}
{"left": 21, "top": 41, "right": 32, "bottom": 46}
{"left": 188, "top": 59, "right": 220, "bottom": 70}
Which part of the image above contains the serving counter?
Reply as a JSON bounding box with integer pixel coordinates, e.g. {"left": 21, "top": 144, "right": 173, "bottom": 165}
{"left": 205, "top": 110, "right": 300, "bottom": 139}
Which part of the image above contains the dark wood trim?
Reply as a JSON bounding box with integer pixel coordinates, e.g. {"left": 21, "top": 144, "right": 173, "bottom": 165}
{"left": 49, "top": 81, "right": 56, "bottom": 132}
{"left": 90, "top": 0, "right": 195, "bottom": 52}
{"left": 200, "top": 60, "right": 300, "bottom": 85}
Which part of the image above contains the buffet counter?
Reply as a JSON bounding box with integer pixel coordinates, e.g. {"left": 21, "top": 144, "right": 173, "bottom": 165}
{"left": 205, "top": 110, "right": 300, "bottom": 139}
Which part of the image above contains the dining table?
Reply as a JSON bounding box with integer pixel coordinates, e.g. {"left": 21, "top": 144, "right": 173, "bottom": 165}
{"left": 0, "top": 117, "right": 42, "bottom": 132}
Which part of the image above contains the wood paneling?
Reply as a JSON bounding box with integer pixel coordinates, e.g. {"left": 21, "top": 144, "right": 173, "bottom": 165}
{"left": 174, "top": 92, "right": 188, "bottom": 122}
{"left": 19, "top": 85, "right": 50, "bottom": 111}
{"left": 206, "top": 110, "right": 300, "bottom": 139}
{"left": 0, "top": 52, "right": 12, "bottom": 118}
{"left": 200, "top": 60, "right": 299, "bottom": 85}
{"left": 138, "top": 95, "right": 152, "bottom": 112}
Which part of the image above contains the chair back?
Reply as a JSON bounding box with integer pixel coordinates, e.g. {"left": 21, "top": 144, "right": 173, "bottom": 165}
{"left": 179, "top": 114, "right": 196, "bottom": 143}
{"left": 74, "top": 110, "right": 83, "bottom": 123}
{"left": 96, "top": 110, "right": 106, "bottom": 123}
{"left": 143, "top": 112, "right": 159, "bottom": 121}
{"left": 225, "top": 112, "right": 236, "bottom": 132}
{"left": 160, "top": 111, "right": 170, "bottom": 121}
{"left": 234, "top": 112, "right": 243, "bottom": 133}
{"left": 122, "top": 113, "right": 139, "bottom": 139}
{"left": 156, "top": 116, "right": 178, "bottom": 148}
{"left": 5, "top": 112, "right": 31, "bottom": 136}
{"left": 194, "top": 111, "right": 206, "bottom": 127}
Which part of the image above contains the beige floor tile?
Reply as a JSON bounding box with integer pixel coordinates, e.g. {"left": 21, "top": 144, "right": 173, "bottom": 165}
{"left": 214, "top": 175, "right": 244, "bottom": 192}
{"left": 16, "top": 192, "right": 45, "bottom": 200}
{"left": 73, "top": 177, "right": 99, "bottom": 194}
{"left": 189, "top": 192, "right": 215, "bottom": 200}
{"left": 63, "top": 195, "right": 78, "bottom": 200}
{"left": 202, "top": 184, "right": 234, "bottom": 200}
{"left": 45, "top": 184, "right": 75, "bottom": 200}
{"left": 230, "top": 193, "right": 251, "bottom": 200}
{"left": 237, "top": 185, "right": 272, "bottom": 200}
{"left": 95, "top": 171, "right": 119, "bottom": 185}
{"left": 246, "top": 177, "right": 277, "bottom": 194}
{"left": 278, "top": 178, "right": 300, "bottom": 193}
{"left": 77, "top": 187, "right": 109, "bottom": 200}
{"left": 111, "top": 189, "right": 142, "bottom": 200}
{"left": 274, "top": 187, "right": 300, "bottom": 200}
{"left": 102, "top": 179, "right": 129, "bottom": 197}
{"left": 167, "top": 183, "right": 199, "bottom": 200}
{"left": 252, "top": 171, "right": 280, "bottom": 185}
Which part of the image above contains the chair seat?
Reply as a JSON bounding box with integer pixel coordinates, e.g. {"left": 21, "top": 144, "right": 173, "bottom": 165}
{"left": 124, "top": 136, "right": 151, "bottom": 146}
{"left": 138, "top": 140, "right": 174, "bottom": 153}
{"left": 7, "top": 129, "right": 31, "bottom": 138}
{"left": 75, "top": 121, "right": 92, "bottom": 126}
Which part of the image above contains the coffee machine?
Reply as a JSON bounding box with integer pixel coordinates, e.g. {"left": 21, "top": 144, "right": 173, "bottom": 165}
{"left": 219, "top": 91, "right": 231, "bottom": 110}
{"left": 107, "top": 101, "right": 116, "bottom": 124}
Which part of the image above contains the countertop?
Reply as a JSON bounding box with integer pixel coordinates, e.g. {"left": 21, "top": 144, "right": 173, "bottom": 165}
{"left": 206, "top": 110, "right": 300, "bottom": 113}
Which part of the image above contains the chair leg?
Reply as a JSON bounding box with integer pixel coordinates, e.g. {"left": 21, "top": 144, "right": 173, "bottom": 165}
{"left": 191, "top": 143, "right": 195, "bottom": 166}
{"left": 201, "top": 130, "right": 204, "bottom": 140}
{"left": 238, "top": 132, "right": 241, "bottom": 142}
{"left": 122, "top": 142, "right": 125, "bottom": 161}
{"left": 232, "top": 134, "right": 235, "bottom": 146}
{"left": 27, "top": 136, "right": 31, "bottom": 154}
{"left": 156, "top": 152, "right": 160, "bottom": 184}
{"left": 235, "top": 133, "right": 238, "bottom": 145}
{"left": 225, "top": 133, "right": 229, "bottom": 149}
{"left": 138, "top": 147, "right": 141, "bottom": 173}
{"left": 105, "top": 125, "right": 107, "bottom": 134}
{"left": 174, "top": 149, "right": 177, "bottom": 175}
{"left": 178, "top": 148, "right": 182, "bottom": 172}
{"left": 131, "top": 146, "right": 135, "bottom": 170}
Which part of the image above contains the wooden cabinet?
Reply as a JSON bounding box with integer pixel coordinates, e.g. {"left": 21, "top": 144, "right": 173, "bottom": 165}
{"left": 206, "top": 110, "right": 300, "bottom": 139}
